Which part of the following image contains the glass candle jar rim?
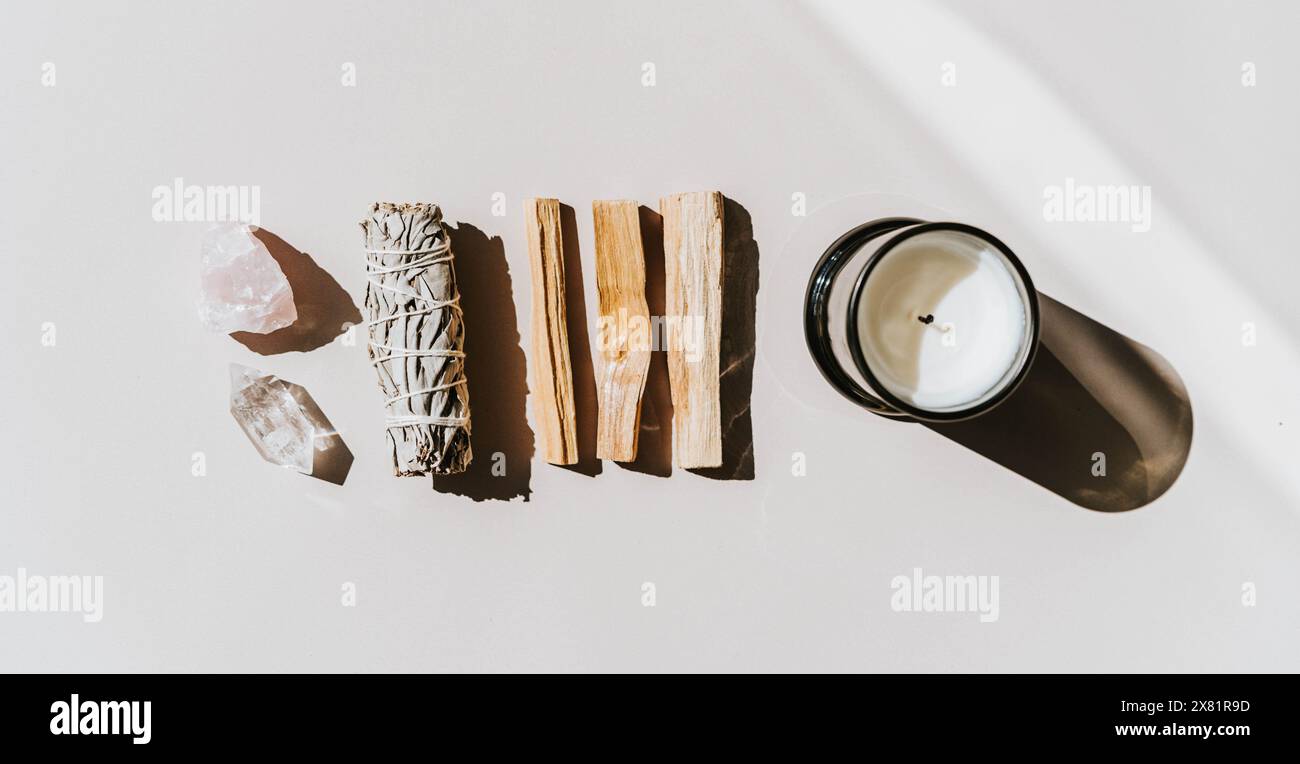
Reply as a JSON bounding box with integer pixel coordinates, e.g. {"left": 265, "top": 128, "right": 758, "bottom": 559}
{"left": 803, "top": 219, "right": 1041, "bottom": 423}
{"left": 845, "top": 221, "right": 1041, "bottom": 422}
{"left": 804, "top": 217, "right": 921, "bottom": 418}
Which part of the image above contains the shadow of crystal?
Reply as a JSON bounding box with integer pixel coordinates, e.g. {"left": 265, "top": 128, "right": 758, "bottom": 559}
{"left": 229, "top": 363, "right": 353, "bottom": 486}
{"left": 286, "top": 383, "right": 353, "bottom": 486}
{"left": 231, "top": 228, "right": 362, "bottom": 355}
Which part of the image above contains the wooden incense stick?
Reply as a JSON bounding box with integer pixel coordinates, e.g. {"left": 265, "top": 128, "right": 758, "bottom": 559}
{"left": 524, "top": 198, "right": 578, "bottom": 465}
{"left": 592, "top": 200, "right": 651, "bottom": 462}
{"left": 659, "top": 191, "right": 723, "bottom": 469}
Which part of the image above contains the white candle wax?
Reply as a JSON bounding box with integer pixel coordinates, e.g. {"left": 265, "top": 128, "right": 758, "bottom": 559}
{"left": 853, "top": 230, "right": 1031, "bottom": 413}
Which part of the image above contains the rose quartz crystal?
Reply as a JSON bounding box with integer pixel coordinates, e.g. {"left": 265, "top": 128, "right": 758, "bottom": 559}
{"left": 198, "top": 223, "right": 297, "bottom": 334}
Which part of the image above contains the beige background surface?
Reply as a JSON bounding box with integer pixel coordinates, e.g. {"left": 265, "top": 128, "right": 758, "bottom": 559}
{"left": 1, "top": 0, "right": 1297, "bottom": 671}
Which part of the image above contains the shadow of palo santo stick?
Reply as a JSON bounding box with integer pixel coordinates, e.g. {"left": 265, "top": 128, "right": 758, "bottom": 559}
{"left": 592, "top": 200, "right": 652, "bottom": 462}
{"left": 524, "top": 197, "right": 578, "bottom": 465}
{"left": 660, "top": 191, "right": 723, "bottom": 469}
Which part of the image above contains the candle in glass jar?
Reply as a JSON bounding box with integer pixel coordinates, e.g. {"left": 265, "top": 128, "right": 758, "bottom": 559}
{"left": 852, "top": 228, "right": 1033, "bottom": 415}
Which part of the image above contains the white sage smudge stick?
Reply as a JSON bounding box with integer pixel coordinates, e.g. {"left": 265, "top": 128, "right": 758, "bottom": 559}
{"left": 362, "top": 202, "right": 472, "bottom": 476}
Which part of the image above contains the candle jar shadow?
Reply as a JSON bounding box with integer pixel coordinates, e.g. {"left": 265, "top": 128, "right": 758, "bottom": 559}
{"left": 284, "top": 381, "right": 353, "bottom": 486}
{"left": 924, "top": 294, "right": 1192, "bottom": 512}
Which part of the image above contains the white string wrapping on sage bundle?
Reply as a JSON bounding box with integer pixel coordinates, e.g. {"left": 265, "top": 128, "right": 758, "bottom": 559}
{"left": 364, "top": 241, "right": 468, "bottom": 430}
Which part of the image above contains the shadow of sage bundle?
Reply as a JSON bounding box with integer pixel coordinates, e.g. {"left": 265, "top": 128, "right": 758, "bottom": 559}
{"left": 362, "top": 202, "right": 471, "bottom": 476}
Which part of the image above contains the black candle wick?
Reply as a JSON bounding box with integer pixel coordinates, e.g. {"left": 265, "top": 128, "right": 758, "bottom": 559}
{"left": 918, "top": 314, "right": 935, "bottom": 325}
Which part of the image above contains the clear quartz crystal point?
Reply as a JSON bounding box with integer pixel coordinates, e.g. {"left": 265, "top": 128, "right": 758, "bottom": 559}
{"left": 229, "top": 364, "right": 315, "bottom": 474}
{"left": 199, "top": 223, "right": 297, "bottom": 334}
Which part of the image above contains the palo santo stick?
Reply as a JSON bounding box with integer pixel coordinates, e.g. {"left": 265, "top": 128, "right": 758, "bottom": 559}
{"left": 524, "top": 198, "right": 578, "bottom": 465}
{"left": 592, "top": 200, "right": 651, "bottom": 462}
{"left": 659, "top": 191, "right": 723, "bottom": 469}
